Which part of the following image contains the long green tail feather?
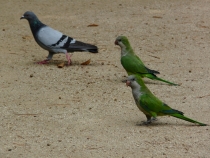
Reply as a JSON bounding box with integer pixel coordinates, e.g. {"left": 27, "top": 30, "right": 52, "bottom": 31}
{"left": 144, "top": 74, "right": 178, "bottom": 86}
{"left": 155, "top": 77, "right": 178, "bottom": 86}
{"left": 171, "top": 114, "right": 207, "bottom": 126}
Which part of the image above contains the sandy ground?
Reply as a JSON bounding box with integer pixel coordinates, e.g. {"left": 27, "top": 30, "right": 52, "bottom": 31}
{"left": 0, "top": 0, "right": 210, "bottom": 157}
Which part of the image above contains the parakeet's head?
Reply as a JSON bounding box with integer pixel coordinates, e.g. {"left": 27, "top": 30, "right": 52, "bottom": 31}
{"left": 125, "top": 75, "right": 138, "bottom": 88}
{"left": 124, "top": 75, "right": 145, "bottom": 88}
{"left": 115, "top": 36, "right": 130, "bottom": 48}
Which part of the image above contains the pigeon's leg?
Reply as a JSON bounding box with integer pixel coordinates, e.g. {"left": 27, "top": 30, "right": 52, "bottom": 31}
{"left": 66, "top": 53, "right": 73, "bottom": 65}
{"left": 37, "top": 59, "right": 49, "bottom": 64}
{"left": 37, "top": 51, "right": 53, "bottom": 64}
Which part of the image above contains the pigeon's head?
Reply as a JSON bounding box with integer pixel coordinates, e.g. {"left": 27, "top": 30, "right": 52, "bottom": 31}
{"left": 123, "top": 75, "right": 144, "bottom": 89}
{"left": 115, "top": 36, "right": 130, "bottom": 48}
{"left": 20, "top": 11, "right": 38, "bottom": 22}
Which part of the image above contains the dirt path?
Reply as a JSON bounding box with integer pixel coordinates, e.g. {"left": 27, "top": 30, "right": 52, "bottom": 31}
{"left": 0, "top": 0, "right": 209, "bottom": 157}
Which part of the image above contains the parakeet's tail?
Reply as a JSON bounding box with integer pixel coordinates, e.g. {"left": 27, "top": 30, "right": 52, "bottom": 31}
{"left": 154, "top": 76, "right": 178, "bottom": 86}
{"left": 144, "top": 74, "right": 178, "bottom": 86}
{"left": 171, "top": 113, "right": 207, "bottom": 126}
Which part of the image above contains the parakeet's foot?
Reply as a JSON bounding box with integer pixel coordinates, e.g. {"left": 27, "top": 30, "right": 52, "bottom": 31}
{"left": 141, "top": 120, "right": 152, "bottom": 125}
{"left": 151, "top": 117, "right": 158, "bottom": 121}
{"left": 137, "top": 117, "right": 158, "bottom": 125}
{"left": 136, "top": 120, "right": 152, "bottom": 126}
{"left": 37, "top": 59, "right": 49, "bottom": 64}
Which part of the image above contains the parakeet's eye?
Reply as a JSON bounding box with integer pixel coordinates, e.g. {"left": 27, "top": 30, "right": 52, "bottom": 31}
{"left": 118, "top": 39, "right": 122, "bottom": 42}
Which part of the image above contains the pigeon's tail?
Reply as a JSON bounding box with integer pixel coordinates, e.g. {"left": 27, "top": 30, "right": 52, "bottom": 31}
{"left": 67, "top": 40, "right": 98, "bottom": 53}
{"left": 171, "top": 113, "right": 207, "bottom": 126}
{"left": 143, "top": 74, "right": 178, "bottom": 86}
{"left": 87, "top": 47, "right": 98, "bottom": 53}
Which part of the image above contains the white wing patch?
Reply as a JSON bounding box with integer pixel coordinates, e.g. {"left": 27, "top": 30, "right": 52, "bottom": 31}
{"left": 71, "top": 38, "right": 76, "bottom": 44}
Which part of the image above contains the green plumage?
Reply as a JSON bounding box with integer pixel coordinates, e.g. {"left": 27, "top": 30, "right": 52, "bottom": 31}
{"left": 115, "top": 36, "right": 178, "bottom": 86}
{"left": 126, "top": 75, "right": 207, "bottom": 126}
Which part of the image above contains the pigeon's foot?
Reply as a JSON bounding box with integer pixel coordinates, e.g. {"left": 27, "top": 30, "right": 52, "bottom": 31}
{"left": 66, "top": 53, "right": 73, "bottom": 66}
{"left": 37, "top": 59, "right": 49, "bottom": 64}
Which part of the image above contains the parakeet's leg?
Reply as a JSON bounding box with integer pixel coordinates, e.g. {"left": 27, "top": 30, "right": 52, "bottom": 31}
{"left": 66, "top": 53, "right": 73, "bottom": 65}
{"left": 151, "top": 117, "right": 158, "bottom": 121}
{"left": 37, "top": 59, "right": 49, "bottom": 64}
{"left": 140, "top": 115, "right": 152, "bottom": 125}
{"left": 140, "top": 115, "right": 158, "bottom": 125}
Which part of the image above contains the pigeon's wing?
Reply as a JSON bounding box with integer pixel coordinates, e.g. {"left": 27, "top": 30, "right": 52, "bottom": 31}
{"left": 66, "top": 40, "right": 98, "bottom": 53}
{"left": 36, "top": 26, "right": 98, "bottom": 53}
{"left": 36, "top": 26, "right": 75, "bottom": 52}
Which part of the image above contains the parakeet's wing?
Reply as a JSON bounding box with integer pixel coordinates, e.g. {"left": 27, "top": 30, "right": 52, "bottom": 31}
{"left": 121, "top": 54, "right": 149, "bottom": 75}
{"left": 139, "top": 93, "right": 177, "bottom": 116}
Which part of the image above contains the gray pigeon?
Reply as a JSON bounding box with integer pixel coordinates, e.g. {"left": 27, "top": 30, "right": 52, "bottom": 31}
{"left": 20, "top": 11, "right": 98, "bottom": 65}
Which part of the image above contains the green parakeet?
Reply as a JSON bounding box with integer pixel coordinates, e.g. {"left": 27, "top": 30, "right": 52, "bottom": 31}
{"left": 115, "top": 36, "right": 178, "bottom": 86}
{"left": 125, "top": 74, "right": 207, "bottom": 126}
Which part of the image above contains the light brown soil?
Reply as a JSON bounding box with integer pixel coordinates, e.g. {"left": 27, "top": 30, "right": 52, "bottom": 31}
{"left": 0, "top": 0, "right": 209, "bottom": 157}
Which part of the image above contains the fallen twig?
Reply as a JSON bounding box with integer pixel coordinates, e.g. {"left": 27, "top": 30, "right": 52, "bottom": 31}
{"left": 148, "top": 55, "right": 160, "bottom": 59}
{"left": 197, "top": 94, "right": 210, "bottom": 98}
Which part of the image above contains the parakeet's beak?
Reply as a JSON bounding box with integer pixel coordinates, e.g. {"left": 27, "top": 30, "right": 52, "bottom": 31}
{"left": 20, "top": 16, "right": 25, "bottom": 20}
{"left": 114, "top": 40, "right": 118, "bottom": 45}
{"left": 126, "top": 81, "right": 131, "bottom": 87}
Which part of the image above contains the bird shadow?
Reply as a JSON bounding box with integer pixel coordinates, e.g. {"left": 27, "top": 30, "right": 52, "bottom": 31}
{"left": 143, "top": 80, "right": 174, "bottom": 86}
{"left": 33, "top": 59, "right": 102, "bottom": 67}
{"left": 120, "top": 77, "right": 168, "bottom": 86}
{"left": 120, "top": 77, "right": 179, "bottom": 86}
{"left": 135, "top": 121, "right": 207, "bottom": 127}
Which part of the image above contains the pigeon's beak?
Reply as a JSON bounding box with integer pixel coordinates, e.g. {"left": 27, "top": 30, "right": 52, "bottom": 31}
{"left": 20, "top": 16, "right": 25, "bottom": 20}
{"left": 114, "top": 40, "right": 118, "bottom": 45}
{"left": 126, "top": 81, "right": 131, "bottom": 87}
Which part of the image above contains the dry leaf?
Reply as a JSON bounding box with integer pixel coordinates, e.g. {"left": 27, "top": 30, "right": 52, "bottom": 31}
{"left": 152, "top": 16, "right": 163, "bottom": 19}
{"left": 87, "top": 24, "right": 98, "bottom": 27}
{"left": 22, "top": 35, "right": 33, "bottom": 40}
{"left": 198, "top": 25, "right": 209, "bottom": 29}
{"left": 57, "top": 62, "right": 65, "bottom": 68}
{"left": 81, "top": 59, "right": 91, "bottom": 65}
